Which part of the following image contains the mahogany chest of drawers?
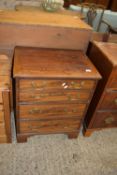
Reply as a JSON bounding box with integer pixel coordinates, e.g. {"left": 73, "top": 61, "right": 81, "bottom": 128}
{"left": 83, "top": 42, "right": 117, "bottom": 136}
{"left": 13, "top": 47, "right": 101, "bottom": 142}
{"left": 0, "top": 54, "right": 12, "bottom": 143}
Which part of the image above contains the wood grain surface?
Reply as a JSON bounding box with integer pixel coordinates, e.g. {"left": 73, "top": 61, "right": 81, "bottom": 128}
{"left": 14, "top": 47, "right": 101, "bottom": 79}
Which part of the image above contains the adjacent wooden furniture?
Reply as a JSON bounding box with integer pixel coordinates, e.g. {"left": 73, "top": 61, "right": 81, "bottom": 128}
{"left": 0, "top": 54, "right": 12, "bottom": 143}
{"left": 13, "top": 47, "right": 101, "bottom": 142}
{"left": 90, "top": 32, "right": 117, "bottom": 43}
{"left": 110, "top": 0, "right": 117, "bottom": 12}
{"left": 85, "top": 0, "right": 110, "bottom": 8}
{"left": 64, "top": 0, "right": 110, "bottom": 9}
{"left": 83, "top": 42, "right": 117, "bottom": 136}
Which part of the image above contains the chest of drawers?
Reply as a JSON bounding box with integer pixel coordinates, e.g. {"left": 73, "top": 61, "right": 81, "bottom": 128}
{"left": 83, "top": 42, "right": 117, "bottom": 136}
{"left": 13, "top": 47, "right": 101, "bottom": 142}
{"left": 0, "top": 55, "right": 12, "bottom": 143}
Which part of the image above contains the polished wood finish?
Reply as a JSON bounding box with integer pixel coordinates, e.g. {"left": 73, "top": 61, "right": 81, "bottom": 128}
{"left": 0, "top": 55, "right": 12, "bottom": 143}
{"left": 13, "top": 47, "right": 100, "bottom": 142}
{"left": 100, "top": 92, "right": 117, "bottom": 110}
{"left": 13, "top": 48, "right": 99, "bottom": 79}
{"left": 19, "top": 90, "right": 91, "bottom": 103}
{"left": 83, "top": 42, "right": 117, "bottom": 136}
{"left": 18, "top": 79, "right": 95, "bottom": 90}
{"left": 91, "top": 111, "right": 117, "bottom": 128}
{"left": 17, "top": 103, "right": 86, "bottom": 120}
{"left": 18, "top": 119, "right": 81, "bottom": 134}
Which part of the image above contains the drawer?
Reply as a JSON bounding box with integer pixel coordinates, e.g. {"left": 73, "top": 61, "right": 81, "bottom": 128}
{"left": 18, "top": 119, "right": 81, "bottom": 134}
{"left": 92, "top": 111, "right": 117, "bottom": 128}
{"left": 0, "top": 124, "right": 6, "bottom": 135}
{"left": 0, "top": 92, "right": 3, "bottom": 103}
{"left": 0, "top": 111, "right": 4, "bottom": 123}
{"left": 18, "top": 90, "right": 91, "bottom": 103}
{"left": 18, "top": 79, "right": 95, "bottom": 91}
{"left": 100, "top": 92, "right": 117, "bottom": 110}
{"left": 18, "top": 103, "right": 86, "bottom": 120}
{"left": 108, "top": 77, "right": 117, "bottom": 90}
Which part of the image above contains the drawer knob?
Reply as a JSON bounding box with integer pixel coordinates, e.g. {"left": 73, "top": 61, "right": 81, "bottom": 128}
{"left": 31, "top": 95, "right": 40, "bottom": 99}
{"left": 114, "top": 99, "right": 117, "bottom": 105}
{"left": 31, "top": 81, "right": 37, "bottom": 88}
{"left": 67, "top": 95, "right": 72, "bottom": 101}
{"left": 64, "top": 126, "right": 69, "bottom": 129}
{"left": 81, "top": 81, "right": 85, "bottom": 86}
{"left": 29, "top": 109, "right": 42, "bottom": 114}
{"left": 105, "top": 117, "right": 114, "bottom": 124}
{"left": 72, "top": 109, "right": 77, "bottom": 113}
{"left": 62, "top": 82, "right": 68, "bottom": 89}
{"left": 71, "top": 81, "right": 85, "bottom": 88}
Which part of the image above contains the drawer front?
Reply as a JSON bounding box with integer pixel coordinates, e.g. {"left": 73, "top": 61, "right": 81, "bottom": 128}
{"left": 18, "top": 103, "right": 86, "bottom": 120}
{"left": 18, "top": 90, "right": 91, "bottom": 103}
{"left": 0, "top": 124, "right": 6, "bottom": 135}
{"left": 0, "top": 92, "right": 3, "bottom": 103}
{"left": 0, "top": 111, "right": 4, "bottom": 123}
{"left": 92, "top": 112, "right": 117, "bottom": 128}
{"left": 18, "top": 119, "right": 81, "bottom": 134}
{"left": 100, "top": 92, "right": 117, "bottom": 110}
{"left": 108, "top": 78, "right": 117, "bottom": 90}
{"left": 18, "top": 79, "right": 95, "bottom": 91}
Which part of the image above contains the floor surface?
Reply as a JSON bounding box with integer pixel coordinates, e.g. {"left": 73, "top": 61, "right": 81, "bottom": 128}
{"left": 0, "top": 128, "right": 117, "bottom": 175}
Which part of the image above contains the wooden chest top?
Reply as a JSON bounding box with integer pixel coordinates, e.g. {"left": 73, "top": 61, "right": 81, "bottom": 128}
{"left": 93, "top": 42, "right": 117, "bottom": 66}
{"left": 13, "top": 47, "right": 101, "bottom": 79}
{"left": 0, "top": 10, "right": 91, "bottom": 30}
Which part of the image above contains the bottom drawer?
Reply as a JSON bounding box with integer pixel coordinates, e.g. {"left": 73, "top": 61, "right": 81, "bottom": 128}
{"left": 92, "top": 111, "right": 117, "bottom": 128}
{"left": 18, "top": 119, "right": 81, "bottom": 134}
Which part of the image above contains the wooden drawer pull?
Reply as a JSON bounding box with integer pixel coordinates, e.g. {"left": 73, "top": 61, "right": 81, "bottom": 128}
{"left": 29, "top": 109, "right": 42, "bottom": 114}
{"left": 31, "top": 95, "right": 40, "bottom": 99}
{"left": 28, "top": 125, "right": 43, "bottom": 130}
{"left": 105, "top": 117, "right": 114, "bottom": 124}
{"left": 71, "top": 81, "right": 85, "bottom": 88}
{"left": 62, "top": 82, "right": 68, "bottom": 89}
{"left": 31, "top": 81, "right": 37, "bottom": 88}
{"left": 28, "top": 125, "right": 69, "bottom": 130}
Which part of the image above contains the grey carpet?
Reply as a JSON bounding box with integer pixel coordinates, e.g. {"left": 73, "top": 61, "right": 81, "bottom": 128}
{"left": 0, "top": 128, "right": 117, "bottom": 175}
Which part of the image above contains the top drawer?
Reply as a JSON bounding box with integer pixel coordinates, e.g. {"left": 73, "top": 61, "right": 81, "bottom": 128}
{"left": 18, "top": 79, "right": 95, "bottom": 91}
